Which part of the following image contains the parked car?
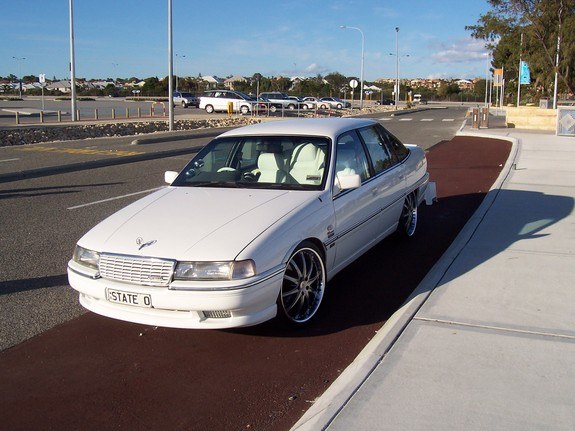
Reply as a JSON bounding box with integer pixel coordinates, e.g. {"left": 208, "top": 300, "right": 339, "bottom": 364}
{"left": 302, "top": 97, "right": 328, "bottom": 110}
{"left": 199, "top": 89, "right": 260, "bottom": 114}
{"left": 68, "top": 118, "right": 431, "bottom": 329}
{"left": 377, "top": 98, "right": 395, "bottom": 106}
{"left": 413, "top": 94, "right": 428, "bottom": 105}
{"left": 258, "top": 96, "right": 283, "bottom": 113}
{"left": 172, "top": 91, "right": 198, "bottom": 108}
{"left": 259, "top": 92, "right": 305, "bottom": 110}
{"left": 320, "top": 97, "right": 352, "bottom": 109}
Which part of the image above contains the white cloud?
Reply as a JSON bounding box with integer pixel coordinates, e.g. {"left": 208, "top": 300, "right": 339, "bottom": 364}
{"left": 431, "top": 37, "right": 488, "bottom": 64}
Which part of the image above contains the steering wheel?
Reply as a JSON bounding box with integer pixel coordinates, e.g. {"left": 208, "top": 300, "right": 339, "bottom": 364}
{"left": 242, "top": 171, "right": 257, "bottom": 182}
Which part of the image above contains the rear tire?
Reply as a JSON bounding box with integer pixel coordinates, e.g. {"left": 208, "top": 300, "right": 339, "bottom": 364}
{"left": 398, "top": 192, "right": 418, "bottom": 238}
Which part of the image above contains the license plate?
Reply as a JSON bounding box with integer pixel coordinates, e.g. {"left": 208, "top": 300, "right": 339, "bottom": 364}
{"left": 106, "top": 288, "right": 152, "bottom": 308}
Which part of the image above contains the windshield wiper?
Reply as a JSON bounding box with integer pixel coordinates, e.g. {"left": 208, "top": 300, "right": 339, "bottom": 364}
{"left": 184, "top": 181, "right": 239, "bottom": 188}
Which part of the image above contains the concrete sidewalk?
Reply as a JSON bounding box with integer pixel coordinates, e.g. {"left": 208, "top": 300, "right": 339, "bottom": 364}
{"left": 292, "top": 126, "right": 575, "bottom": 430}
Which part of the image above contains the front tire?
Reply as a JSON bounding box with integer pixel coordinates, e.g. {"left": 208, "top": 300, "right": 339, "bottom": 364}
{"left": 277, "top": 241, "right": 326, "bottom": 326}
{"left": 205, "top": 104, "right": 214, "bottom": 114}
{"left": 398, "top": 192, "right": 418, "bottom": 237}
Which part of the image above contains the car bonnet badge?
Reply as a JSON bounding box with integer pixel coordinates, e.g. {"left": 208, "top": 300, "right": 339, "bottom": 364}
{"left": 136, "top": 237, "right": 157, "bottom": 250}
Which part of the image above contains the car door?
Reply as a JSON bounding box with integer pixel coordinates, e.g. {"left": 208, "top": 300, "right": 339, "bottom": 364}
{"left": 331, "top": 130, "right": 384, "bottom": 274}
{"left": 358, "top": 125, "right": 406, "bottom": 232}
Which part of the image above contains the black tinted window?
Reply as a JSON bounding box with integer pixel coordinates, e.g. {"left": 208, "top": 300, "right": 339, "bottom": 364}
{"left": 358, "top": 126, "right": 394, "bottom": 174}
{"left": 377, "top": 124, "right": 409, "bottom": 162}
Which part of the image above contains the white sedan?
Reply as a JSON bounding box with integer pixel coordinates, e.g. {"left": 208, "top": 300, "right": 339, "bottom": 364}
{"left": 68, "top": 118, "right": 432, "bottom": 329}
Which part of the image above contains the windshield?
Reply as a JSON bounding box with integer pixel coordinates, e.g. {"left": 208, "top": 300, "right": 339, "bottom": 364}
{"left": 172, "top": 136, "right": 330, "bottom": 190}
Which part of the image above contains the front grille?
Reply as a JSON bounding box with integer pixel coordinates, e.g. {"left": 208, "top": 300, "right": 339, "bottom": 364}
{"left": 99, "top": 253, "right": 176, "bottom": 287}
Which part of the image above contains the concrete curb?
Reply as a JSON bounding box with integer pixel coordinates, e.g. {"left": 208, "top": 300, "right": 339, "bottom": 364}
{"left": 290, "top": 131, "right": 520, "bottom": 431}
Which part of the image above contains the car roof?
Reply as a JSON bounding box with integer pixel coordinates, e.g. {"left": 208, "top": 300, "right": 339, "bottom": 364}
{"left": 218, "top": 118, "right": 377, "bottom": 139}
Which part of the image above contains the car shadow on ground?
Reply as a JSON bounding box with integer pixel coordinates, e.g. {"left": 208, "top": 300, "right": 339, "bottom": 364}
{"left": 235, "top": 188, "right": 574, "bottom": 338}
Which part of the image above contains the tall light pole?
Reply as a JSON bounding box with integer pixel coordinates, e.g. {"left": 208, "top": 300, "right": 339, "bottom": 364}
{"left": 175, "top": 54, "right": 186, "bottom": 91}
{"left": 12, "top": 56, "right": 25, "bottom": 98}
{"left": 167, "top": 0, "right": 174, "bottom": 131}
{"left": 69, "top": 0, "right": 77, "bottom": 121}
{"left": 485, "top": 52, "right": 491, "bottom": 107}
{"left": 340, "top": 25, "right": 364, "bottom": 109}
{"left": 395, "top": 27, "right": 399, "bottom": 109}
{"left": 553, "top": 2, "right": 563, "bottom": 109}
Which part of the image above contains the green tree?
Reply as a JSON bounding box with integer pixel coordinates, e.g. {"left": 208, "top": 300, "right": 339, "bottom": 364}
{"left": 467, "top": 0, "right": 575, "bottom": 97}
{"left": 324, "top": 72, "right": 347, "bottom": 95}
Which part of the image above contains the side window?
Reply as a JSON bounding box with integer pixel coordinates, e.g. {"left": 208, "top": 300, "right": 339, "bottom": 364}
{"left": 377, "top": 124, "right": 410, "bottom": 162}
{"left": 336, "top": 131, "right": 371, "bottom": 183}
{"left": 358, "top": 126, "right": 394, "bottom": 174}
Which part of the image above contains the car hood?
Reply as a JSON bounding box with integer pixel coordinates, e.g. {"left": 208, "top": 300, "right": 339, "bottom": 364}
{"left": 78, "top": 187, "right": 318, "bottom": 261}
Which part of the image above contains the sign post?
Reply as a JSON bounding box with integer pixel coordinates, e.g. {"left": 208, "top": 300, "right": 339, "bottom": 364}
{"left": 39, "top": 73, "right": 46, "bottom": 111}
{"left": 349, "top": 79, "right": 358, "bottom": 108}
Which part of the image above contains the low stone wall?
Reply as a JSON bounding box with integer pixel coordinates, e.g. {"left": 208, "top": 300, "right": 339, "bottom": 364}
{"left": 506, "top": 107, "right": 557, "bottom": 131}
{"left": 0, "top": 118, "right": 262, "bottom": 147}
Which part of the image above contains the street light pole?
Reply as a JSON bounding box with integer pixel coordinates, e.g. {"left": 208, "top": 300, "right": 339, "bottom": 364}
{"left": 69, "top": 0, "right": 77, "bottom": 121}
{"left": 167, "top": 0, "right": 174, "bottom": 131}
{"left": 395, "top": 27, "right": 399, "bottom": 109}
{"left": 175, "top": 54, "right": 186, "bottom": 91}
{"left": 340, "top": 25, "right": 365, "bottom": 109}
{"left": 12, "top": 56, "right": 25, "bottom": 98}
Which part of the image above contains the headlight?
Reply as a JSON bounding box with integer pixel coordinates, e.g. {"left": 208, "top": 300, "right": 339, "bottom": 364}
{"left": 72, "top": 245, "right": 100, "bottom": 270}
{"left": 174, "top": 260, "right": 256, "bottom": 281}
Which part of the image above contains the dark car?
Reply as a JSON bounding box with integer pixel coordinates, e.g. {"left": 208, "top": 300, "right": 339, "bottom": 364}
{"left": 377, "top": 98, "right": 395, "bottom": 106}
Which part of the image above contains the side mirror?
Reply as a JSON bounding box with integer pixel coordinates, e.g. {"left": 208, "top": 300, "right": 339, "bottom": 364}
{"left": 334, "top": 173, "right": 361, "bottom": 194}
{"left": 165, "top": 171, "right": 178, "bottom": 184}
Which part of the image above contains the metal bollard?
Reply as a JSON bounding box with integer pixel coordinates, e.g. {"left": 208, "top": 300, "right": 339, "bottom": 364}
{"left": 95, "top": 109, "right": 99, "bottom": 120}
{"left": 126, "top": 107, "right": 130, "bottom": 119}
{"left": 58, "top": 111, "right": 62, "bottom": 122}
{"left": 112, "top": 108, "right": 116, "bottom": 119}
{"left": 15, "top": 112, "right": 19, "bottom": 124}
{"left": 40, "top": 111, "right": 44, "bottom": 123}
{"left": 137, "top": 107, "right": 141, "bottom": 118}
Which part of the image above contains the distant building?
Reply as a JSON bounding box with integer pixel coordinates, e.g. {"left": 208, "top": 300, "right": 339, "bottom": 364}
{"left": 202, "top": 75, "right": 224, "bottom": 89}
{"left": 224, "top": 75, "right": 247, "bottom": 90}
{"left": 455, "top": 79, "right": 474, "bottom": 90}
{"left": 46, "top": 80, "right": 72, "bottom": 93}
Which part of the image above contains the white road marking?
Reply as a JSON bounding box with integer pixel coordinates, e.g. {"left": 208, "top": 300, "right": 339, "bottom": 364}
{"left": 421, "top": 119, "right": 434, "bottom": 122}
{"left": 442, "top": 119, "right": 455, "bottom": 122}
{"left": 399, "top": 118, "right": 413, "bottom": 121}
{"left": 379, "top": 117, "right": 392, "bottom": 121}
{"left": 68, "top": 186, "right": 164, "bottom": 210}
{"left": 0, "top": 158, "right": 20, "bottom": 163}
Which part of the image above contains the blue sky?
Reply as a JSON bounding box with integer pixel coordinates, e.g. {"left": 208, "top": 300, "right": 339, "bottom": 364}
{"left": 1, "top": 0, "right": 493, "bottom": 82}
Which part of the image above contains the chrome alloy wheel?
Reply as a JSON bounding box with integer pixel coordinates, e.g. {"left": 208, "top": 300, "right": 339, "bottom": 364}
{"left": 279, "top": 243, "right": 326, "bottom": 325}
{"left": 400, "top": 192, "right": 418, "bottom": 237}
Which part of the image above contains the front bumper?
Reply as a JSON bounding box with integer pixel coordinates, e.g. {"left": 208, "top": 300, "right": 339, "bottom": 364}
{"left": 67, "top": 260, "right": 284, "bottom": 329}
